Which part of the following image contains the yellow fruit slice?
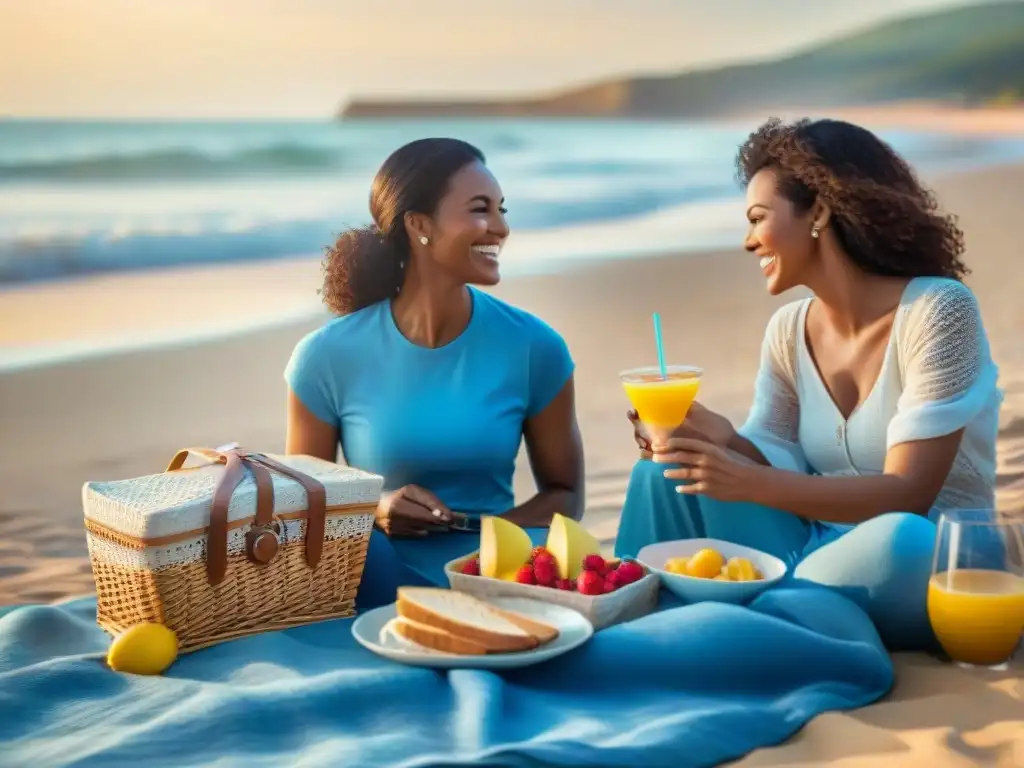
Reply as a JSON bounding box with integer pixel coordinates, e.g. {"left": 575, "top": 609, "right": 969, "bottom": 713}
{"left": 545, "top": 513, "right": 602, "bottom": 579}
{"left": 107, "top": 622, "right": 179, "bottom": 676}
{"left": 664, "top": 556, "right": 690, "bottom": 575}
{"left": 726, "top": 557, "right": 759, "bottom": 582}
{"left": 480, "top": 516, "right": 534, "bottom": 580}
{"left": 686, "top": 548, "right": 725, "bottom": 579}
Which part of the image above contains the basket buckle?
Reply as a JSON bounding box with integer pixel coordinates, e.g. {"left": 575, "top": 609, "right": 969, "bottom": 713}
{"left": 245, "top": 517, "right": 284, "bottom": 565}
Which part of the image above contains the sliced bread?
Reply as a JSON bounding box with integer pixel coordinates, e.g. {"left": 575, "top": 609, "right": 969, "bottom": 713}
{"left": 491, "top": 607, "right": 560, "bottom": 645}
{"left": 391, "top": 617, "right": 490, "bottom": 656}
{"left": 395, "top": 587, "right": 558, "bottom": 653}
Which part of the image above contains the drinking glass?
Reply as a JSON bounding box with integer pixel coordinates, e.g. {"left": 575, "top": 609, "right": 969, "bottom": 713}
{"left": 927, "top": 509, "right": 1024, "bottom": 669}
{"left": 620, "top": 365, "right": 703, "bottom": 447}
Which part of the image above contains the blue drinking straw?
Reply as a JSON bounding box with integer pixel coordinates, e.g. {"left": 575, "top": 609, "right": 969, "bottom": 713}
{"left": 652, "top": 312, "right": 667, "bottom": 379}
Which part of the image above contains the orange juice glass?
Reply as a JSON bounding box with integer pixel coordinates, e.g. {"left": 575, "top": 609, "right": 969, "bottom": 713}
{"left": 927, "top": 510, "right": 1024, "bottom": 669}
{"left": 620, "top": 365, "right": 703, "bottom": 445}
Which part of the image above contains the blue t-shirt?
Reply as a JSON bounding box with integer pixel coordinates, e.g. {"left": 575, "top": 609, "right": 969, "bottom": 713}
{"left": 284, "top": 287, "right": 574, "bottom": 517}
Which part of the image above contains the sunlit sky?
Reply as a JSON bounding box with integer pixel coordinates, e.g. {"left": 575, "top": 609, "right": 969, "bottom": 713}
{"left": 0, "top": 0, "right": 995, "bottom": 118}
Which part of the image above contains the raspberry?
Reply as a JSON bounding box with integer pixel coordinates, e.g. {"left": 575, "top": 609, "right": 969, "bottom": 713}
{"left": 581, "top": 554, "right": 606, "bottom": 573}
{"left": 616, "top": 561, "right": 644, "bottom": 585}
{"left": 529, "top": 546, "right": 551, "bottom": 562}
{"left": 461, "top": 557, "right": 481, "bottom": 576}
{"left": 533, "top": 558, "right": 558, "bottom": 587}
{"left": 577, "top": 569, "right": 604, "bottom": 596}
{"left": 514, "top": 565, "right": 537, "bottom": 585}
{"left": 555, "top": 578, "right": 576, "bottom": 591}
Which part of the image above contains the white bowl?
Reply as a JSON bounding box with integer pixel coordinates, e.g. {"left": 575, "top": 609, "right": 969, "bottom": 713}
{"left": 636, "top": 538, "right": 787, "bottom": 605}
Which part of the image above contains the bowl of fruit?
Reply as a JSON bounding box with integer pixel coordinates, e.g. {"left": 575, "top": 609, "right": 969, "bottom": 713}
{"left": 636, "top": 538, "right": 787, "bottom": 605}
{"left": 445, "top": 513, "right": 660, "bottom": 630}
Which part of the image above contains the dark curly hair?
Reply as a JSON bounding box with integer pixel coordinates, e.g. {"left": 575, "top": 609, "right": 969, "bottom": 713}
{"left": 735, "top": 118, "right": 967, "bottom": 280}
{"left": 321, "top": 138, "right": 486, "bottom": 315}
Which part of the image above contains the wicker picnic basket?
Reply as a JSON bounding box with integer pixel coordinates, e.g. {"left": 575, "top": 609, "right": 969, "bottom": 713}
{"left": 82, "top": 446, "right": 383, "bottom": 652}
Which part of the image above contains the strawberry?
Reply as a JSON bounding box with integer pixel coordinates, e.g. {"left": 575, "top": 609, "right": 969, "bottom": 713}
{"left": 529, "top": 546, "right": 551, "bottom": 562}
{"left": 604, "top": 569, "right": 623, "bottom": 592}
{"left": 577, "top": 569, "right": 604, "bottom": 596}
{"left": 461, "top": 557, "right": 481, "bottom": 576}
{"left": 555, "top": 578, "right": 576, "bottom": 591}
{"left": 514, "top": 565, "right": 537, "bottom": 585}
{"left": 616, "top": 561, "right": 644, "bottom": 585}
{"left": 533, "top": 558, "right": 558, "bottom": 587}
{"left": 581, "top": 554, "right": 606, "bottom": 573}
{"left": 532, "top": 551, "right": 556, "bottom": 569}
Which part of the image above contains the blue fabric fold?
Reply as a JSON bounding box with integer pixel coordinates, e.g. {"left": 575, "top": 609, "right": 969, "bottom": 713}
{"left": 0, "top": 586, "right": 892, "bottom": 768}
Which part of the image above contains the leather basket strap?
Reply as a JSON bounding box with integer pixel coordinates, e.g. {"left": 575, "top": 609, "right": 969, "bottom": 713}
{"left": 206, "top": 451, "right": 246, "bottom": 586}
{"left": 240, "top": 457, "right": 275, "bottom": 528}
{"left": 165, "top": 447, "right": 228, "bottom": 473}
{"left": 250, "top": 453, "right": 328, "bottom": 569}
{"left": 165, "top": 447, "right": 328, "bottom": 583}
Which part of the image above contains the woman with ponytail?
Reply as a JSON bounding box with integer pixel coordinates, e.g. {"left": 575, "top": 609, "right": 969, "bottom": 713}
{"left": 284, "top": 138, "right": 583, "bottom": 609}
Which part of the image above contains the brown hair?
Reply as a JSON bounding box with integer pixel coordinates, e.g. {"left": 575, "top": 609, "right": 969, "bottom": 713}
{"left": 321, "top": 138, "right": 486, "bottom": 315}
{"left": 736, "top": 118, "right": 967, "bottom": 280}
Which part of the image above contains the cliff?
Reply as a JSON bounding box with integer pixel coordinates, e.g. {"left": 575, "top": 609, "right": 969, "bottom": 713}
{"left": 339, "top": 1, "right": 1024, "bottom": 119}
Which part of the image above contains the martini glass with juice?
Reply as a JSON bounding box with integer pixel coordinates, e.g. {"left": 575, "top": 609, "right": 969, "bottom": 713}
{"left": 620, "top": 365, "right": 703, "bottom": 447}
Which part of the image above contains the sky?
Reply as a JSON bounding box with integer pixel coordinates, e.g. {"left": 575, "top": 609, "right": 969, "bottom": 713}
{"left": 0, "top": 0, "right": 997, "bottom": 118}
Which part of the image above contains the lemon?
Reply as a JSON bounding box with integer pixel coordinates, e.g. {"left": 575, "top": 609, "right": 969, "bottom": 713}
{"left": 664, "top": 556, "right": 690, "bottom": 575}
{"left": 686, "top": 548, "right": 725, "bottom": 579}
{"left": 107, "top": 622, "right": 179, "bottom": 675}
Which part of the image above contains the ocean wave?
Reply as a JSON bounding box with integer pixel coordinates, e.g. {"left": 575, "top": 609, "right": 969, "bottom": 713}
{"left": 0, "top": 218, "right": 337, "bottom": 282}
{"left": 0, "top": 143, "right": 350, "bottom": 182}
{"left": 0, "top": 195, "right": 746, "bottom": 285}
{"left": 3, "top": 120, "right": 1024, "bottom": 285}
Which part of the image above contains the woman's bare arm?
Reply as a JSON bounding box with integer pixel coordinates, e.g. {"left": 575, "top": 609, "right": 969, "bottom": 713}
{"left": 285, "top": 390, "right": 340, "bottom": 463}
{"left": 750, "top": 429, "right": 964, "bottom": 522}
{"left": 501, "top": 377, "right": 585, "bottom": 527}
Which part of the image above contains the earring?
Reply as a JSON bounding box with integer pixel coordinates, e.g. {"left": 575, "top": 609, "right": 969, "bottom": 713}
{"left": 398, "top": 260, "right": 405, "bottom": 270}
{"left": 419, "top": 236, "right": 429, "bottom": 245}
{"left": 811, "top": 227, "right": 820, "bottom": 239}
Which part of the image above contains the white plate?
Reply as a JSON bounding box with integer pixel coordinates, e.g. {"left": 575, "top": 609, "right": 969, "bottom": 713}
{"left": 351, "top": 596, "right": 594, "bottom": 669}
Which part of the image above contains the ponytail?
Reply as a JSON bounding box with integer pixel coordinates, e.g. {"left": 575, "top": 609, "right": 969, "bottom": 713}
{"left": 320, "top": 226, "right": 407, "bottom": 316}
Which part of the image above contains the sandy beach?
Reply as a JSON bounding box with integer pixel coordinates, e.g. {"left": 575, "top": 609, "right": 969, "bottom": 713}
{"left": 1, "top": 158, "right": 1022, "bottom": 765}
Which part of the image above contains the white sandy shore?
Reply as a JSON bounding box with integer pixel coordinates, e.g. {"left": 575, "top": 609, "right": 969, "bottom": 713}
{"left": 777, "top": 102, "right": 1024, "bottom": 136}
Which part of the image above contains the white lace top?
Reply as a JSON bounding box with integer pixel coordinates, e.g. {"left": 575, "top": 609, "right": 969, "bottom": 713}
{"left": 738, "top": 277, "right": 1002, "bottom": 516}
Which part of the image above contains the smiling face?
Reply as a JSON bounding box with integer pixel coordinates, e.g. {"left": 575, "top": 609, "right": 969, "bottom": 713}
{"left": 744, "top": 168, "right": 819, "bottom": 296}
{"left": 423, "top": 161, "right": 509, "bottom": 286}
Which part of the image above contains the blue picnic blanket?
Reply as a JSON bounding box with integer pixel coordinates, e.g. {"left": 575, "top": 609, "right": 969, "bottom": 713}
{"left": 0, "top": 585, "right": 892, "bottom": 768}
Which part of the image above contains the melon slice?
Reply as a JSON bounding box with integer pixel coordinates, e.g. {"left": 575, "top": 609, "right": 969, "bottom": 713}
{"left": 479, "top": 516, "right": 534, "bottom": 581}
{"left": 545, "top": 513, "right": 602, "bottom": 579}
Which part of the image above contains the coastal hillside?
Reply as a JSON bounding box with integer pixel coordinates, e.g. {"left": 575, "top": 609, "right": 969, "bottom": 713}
{"left": 339, "top": 1, "right": 1024, "bottom": 119}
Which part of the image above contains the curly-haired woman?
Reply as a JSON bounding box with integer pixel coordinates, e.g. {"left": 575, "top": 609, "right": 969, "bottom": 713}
{"left": 284, "top": 138, "right": 583, "bottom": 611}
{"left": 616, "top": 118, "right": 1002, "bottom": 650}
